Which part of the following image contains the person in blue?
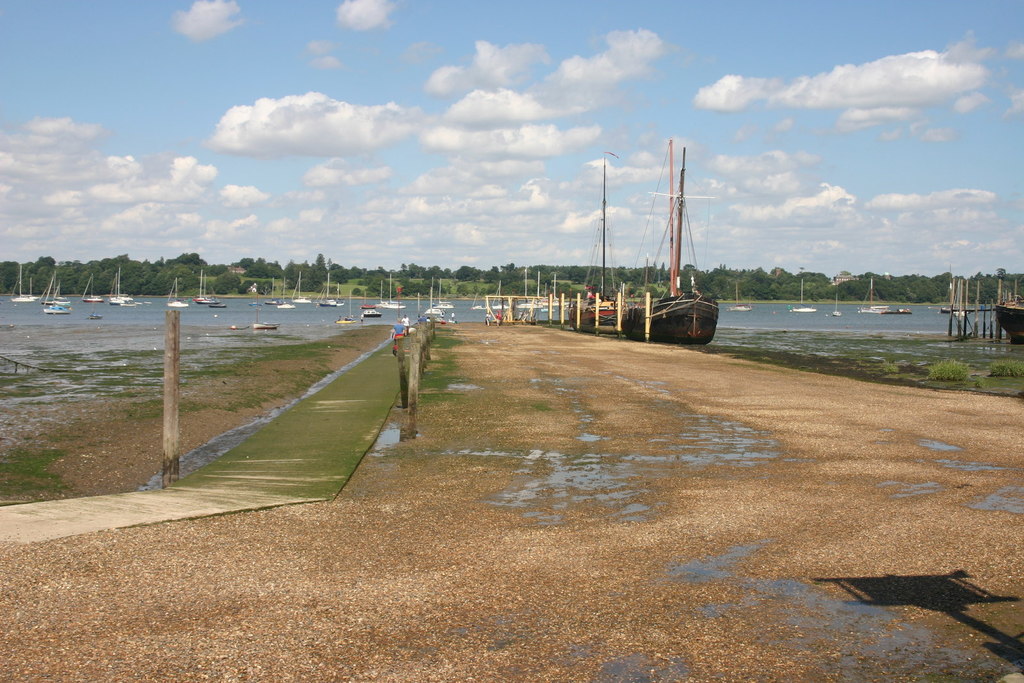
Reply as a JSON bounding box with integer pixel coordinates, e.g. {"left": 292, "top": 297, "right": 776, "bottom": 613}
{"left": 391, "top": 321, "right": 407, "bottom": 355}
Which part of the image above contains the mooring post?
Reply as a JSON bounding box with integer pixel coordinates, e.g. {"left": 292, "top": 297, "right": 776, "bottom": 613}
{"left": 616, "top": 292, "right": 624, "bottom": 334}
{"left": 397, "top": 335, "right": 409, "bottom": 408}
{"left": 575, "top": 293, "right": 582, "bottom": 329}
{"left": 403, "top": 331, "right": 421, "bottom": 441}
{"left": 559, "top": 293, "right": 565, "bottom": 326}
{"left": 162, "top": 310, "right": 180, "bottom": 487}
{"left": 644, "top": 292, "right": 652, "bottom": 342}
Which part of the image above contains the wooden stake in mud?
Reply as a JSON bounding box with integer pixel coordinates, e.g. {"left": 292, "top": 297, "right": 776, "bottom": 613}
{"left": 644, "top": 292, "right": 652, "bottom": 341}
{"left": 162, "top": 310, "right": 180, "bottom": 487}
{"left": 575, "top": 293, "right": 582, "bottom": 329}
{"left": 397, "top": 336, "right": 409, "bottom": 408}
{"left": 402, "top": 330, "right": 421, "bottom": 441}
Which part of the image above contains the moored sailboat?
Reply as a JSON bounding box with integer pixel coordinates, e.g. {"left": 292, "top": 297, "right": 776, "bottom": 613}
{"left": 568, "top": 152, "right": 626, "bottom": 334}
{"left": 995, "top": 294, "right": 1024, "bottom": 344}
{"left": 622, "top": 142, "right": 718, "bottom": 344}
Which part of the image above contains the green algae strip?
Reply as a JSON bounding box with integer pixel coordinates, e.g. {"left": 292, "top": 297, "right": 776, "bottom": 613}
{"left": 169, "top": 345, "right": 399, "bottom": 501}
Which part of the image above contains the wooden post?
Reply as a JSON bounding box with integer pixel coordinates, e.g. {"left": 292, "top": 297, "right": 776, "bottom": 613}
{"left": 559, "top": 293, "right": 565, "bottom": 326}
{"left": 397, "top": 335, "right": 409, "bottom": 408}
{"left": 644, "top": 292, "right": 652, "bottom": 342}
{"left": 616, "top": 292, "right": 624, "bottom": 333}
{"left": 162, "top": 310, "right": 180, "bottom": 487}
{"left": 575, "top": 293, "right": 582, "bottom": 329}
{"left": 997, "top": 280, "right": 1003, "bottom": 341}
{"left": 402, "top": 331, "right": 421, "bottom": 441}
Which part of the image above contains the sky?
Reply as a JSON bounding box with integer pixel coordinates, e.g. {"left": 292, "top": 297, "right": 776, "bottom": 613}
{"left": 1, "top": 0, "right": 1022, "bottom": 278}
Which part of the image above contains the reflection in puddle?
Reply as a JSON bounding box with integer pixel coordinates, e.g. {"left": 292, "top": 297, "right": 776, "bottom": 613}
{"left": 878, "top": 481, "right": 943, "bottom": 498}
{"left": 918, "top": 439, "right": 962, "bottom": 452}
{"left": 484, "top": 379, "right": 781, "bottom": 525}
{"left": 968, "top": 486, "right": 1024, "bottom": 514}
{"left": 666, "top": 540, "right": 773, "bottom": 583}
{"left": 662, "top": 542, "right": 990, "bottom": 677}
{"left": 934, "top": 459, "right": 1008, "bottom": 472}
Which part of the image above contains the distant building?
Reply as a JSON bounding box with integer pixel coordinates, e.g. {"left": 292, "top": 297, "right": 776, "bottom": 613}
{"left": 833, "top": 273, "right": 858, "bottom": 286}
{"left": 228, "top": 266, "right": 245, "bottom": 275}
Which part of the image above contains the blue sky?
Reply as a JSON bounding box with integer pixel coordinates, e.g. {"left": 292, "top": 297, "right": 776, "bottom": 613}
{"left": 1, "top": 0, "right": 1021, "bottom": 277}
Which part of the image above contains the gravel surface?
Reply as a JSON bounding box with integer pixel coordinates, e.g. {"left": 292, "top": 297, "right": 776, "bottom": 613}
{"left": 1, "top": 323, "right": 1022, "bottom": 680}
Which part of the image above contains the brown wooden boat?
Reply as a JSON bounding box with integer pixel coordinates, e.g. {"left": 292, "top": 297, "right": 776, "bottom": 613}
{"left": 996, "top": 295, "right": 1024, "bottom": 344}
{"left": 622, "top": 143, "right": 718, "bottom": 345}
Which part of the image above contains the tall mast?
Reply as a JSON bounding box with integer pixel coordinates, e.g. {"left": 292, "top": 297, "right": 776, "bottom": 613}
{"left": 675, "top": 147, "right": 687, "bottom": 296}
{"left": 601, "top": 155, "right": 607, "bottom": 296}
{"left": 669, "top": 140, "right": 678, "bottom": 297}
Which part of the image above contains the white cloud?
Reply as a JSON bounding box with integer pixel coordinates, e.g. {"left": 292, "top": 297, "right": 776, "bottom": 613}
{"left": 732, "top": 183, "right": 857, "bottom": 224}
{"left": 536, "top": 29, "right": 669, "bottom": 113}
{"left": 310, "top": 56, "right": 343, "bottom": 70}
{"left": 953, "top": 92, "right": 990, "bottom": 113}
{"left": 420, "top": 124, "right": 601, "bottom": 160}
{"left": 302, "top": 160, "right": 392, "bottom": 187}
{"left": 171, "top": 0, "right": 242, "bottom": 42}
{"left": 1007, "top": 89, "right": 1024, "bottom": 117}
{"left": 695, "top": 48, "right": 988, "bottom": 112}
{"left": 88, "top": 156, "right": 218, "bottom": 203}
{"left": 220, "top": 184, "right": 269, "bottom": 207}
{"left": 306, "top": 40, "right": 337, "bottom": 56}
{"left": 335, "top": 0, "right": 396, "bottom": 31}
{"left": 443, "top": 88, "right": 559, "bottom": 126}
{"left": 918, "top": 127, "right": 957, "bottom": 142}
{"left": 836, "top": 107, "right": 917, "bottom": 132}
{"left": 206, "top": 92, "right": 423, "bottom": 158}
{"left": 865, "top": 188, "right": 997, "bottom": 211}
{"left": 425, "top": 41, "right": 549, "bottom": 98}
{"left": 1007, "top": 42, "right": 1024, "bottom": 59}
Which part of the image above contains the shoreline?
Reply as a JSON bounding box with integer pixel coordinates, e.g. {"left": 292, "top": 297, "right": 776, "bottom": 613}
{"left": 0, "top": 323, "right": 1020, "bottom": 678}
{"left": 0, "top": 324, "right": 392, "bottom": 504}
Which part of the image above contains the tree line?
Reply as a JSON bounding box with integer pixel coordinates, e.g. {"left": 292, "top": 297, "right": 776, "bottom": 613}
{"left": 3, "top": 253, "right": 1020, "bottom": 304}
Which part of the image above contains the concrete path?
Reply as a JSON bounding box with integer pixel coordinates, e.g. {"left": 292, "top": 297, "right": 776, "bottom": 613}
{"left": 0, "top": 346, "right": 399, "bottom": 544}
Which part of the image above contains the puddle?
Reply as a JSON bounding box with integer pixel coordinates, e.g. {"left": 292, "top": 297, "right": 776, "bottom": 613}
{"left": 933, "top": 459, "right": 1009, "bottom": 472}
{"left": 594, "top": 653, "right": 689, "bottom": 681}
{"left": 370, "top": 425, "right": 402, "bottom": 453}
{"left": 968, "top": 487, "right": 1024, "bottom": 514}
{"left": 446, "top": 383, "right": 481, "bottom": 391}
{"left": 918, "top": 439, "right": 962, "bottom": 452}
{"left": 666, "top": 540, "right": 773, "bottom": 583}
{"left": 660, "top": 543, "right": 996, "bottom": 677}
{"left": 878, "top": 481, "right": 943, "bottom": 498}
{"left": 577, "top": 433, "right": 604, "bottom": 442}
{"left": 627, "top": 413, "right": 780, "bottom": 468}
{"left": 488, "top": 450, "right": 646, "bottom": 525}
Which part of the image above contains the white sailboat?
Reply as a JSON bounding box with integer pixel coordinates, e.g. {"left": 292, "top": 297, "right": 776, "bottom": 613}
{"left": 11, "top": 265, "right": 39, "bottom": 302}
{"left": 377, "top": 273, "right": 405, "bottom": 309}
{"left": 41, "top": 274, "right": 72, "bottom": 314}
{"left": 858, "top": 278, "right": 889, "bottom": 313}
{"left": 167, "top": 278, "right": 189, "bottom": 307}
{"left": 291, "top": 272, "right": 312, "bottom": 304}
{"left": 790, "top": 279, "right": 817, "bottom": 313}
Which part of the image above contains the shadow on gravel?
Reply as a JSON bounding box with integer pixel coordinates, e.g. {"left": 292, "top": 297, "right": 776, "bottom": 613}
{"left": 815, "top": 570, "right": 1024, "bottom": 669}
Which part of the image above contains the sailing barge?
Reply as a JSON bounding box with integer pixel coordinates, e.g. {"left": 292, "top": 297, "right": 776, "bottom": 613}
{"left": 995, "top": 295, "right": 1024, "bottom": 344}
{"left": 622, "top": 143, "right": 718, "bottom": 345}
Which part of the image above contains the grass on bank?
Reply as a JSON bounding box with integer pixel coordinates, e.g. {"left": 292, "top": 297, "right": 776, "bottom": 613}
{"left": 927, "top": 360, "right": 970, "bottom": 382}
{"left": 989, "top": 359, "right": 1024, "bottom": 377}
{"left": 0, "top": 448, "right": 68, "bottom": 501}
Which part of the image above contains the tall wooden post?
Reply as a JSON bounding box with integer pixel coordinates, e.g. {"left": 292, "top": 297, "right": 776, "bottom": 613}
{"left": 616, "top": 292, "right": 624, "bottom": 333}
{"left": 162, "top": 310, "right": 180, "bottom": 487}
{"left": 402, "top": 331, "right": 421, "bottom": 441}
{"left": 397, "top": 335, "right": 409, "bottom": 408}
{"left": 575, "top": 293, "right": 582, "bottom": 329}
{"left": 559, "top": 293, "right": 565, "bottom": 326}
{"left": 644, "top": 292, "right": 652, "bottom": 342}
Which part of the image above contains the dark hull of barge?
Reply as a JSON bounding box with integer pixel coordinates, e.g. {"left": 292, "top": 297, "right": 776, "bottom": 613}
{"left": 622, "top": 294, "right": 719, "bottom": 345}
